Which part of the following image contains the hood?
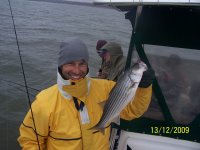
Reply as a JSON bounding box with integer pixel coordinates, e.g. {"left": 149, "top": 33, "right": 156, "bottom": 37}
{"left": 101, "top": 42, "right": 123, "bottom": 57}
{"left": 101, "top": 42, "right": 125, "bottom": 81}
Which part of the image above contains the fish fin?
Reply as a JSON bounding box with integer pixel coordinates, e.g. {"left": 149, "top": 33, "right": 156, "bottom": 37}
{"left": 98, "top": 101, "right": 106, "bottom": 109}
{"left": 89, "top": 125, "right": 106, "bottom": 135}
{"left": 100, "top": 128, "right": 105, "bottom": 135}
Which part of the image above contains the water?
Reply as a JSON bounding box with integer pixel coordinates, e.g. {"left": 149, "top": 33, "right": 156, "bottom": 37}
{"left": 0, "top": 0, "right": 132, "bottom": 149}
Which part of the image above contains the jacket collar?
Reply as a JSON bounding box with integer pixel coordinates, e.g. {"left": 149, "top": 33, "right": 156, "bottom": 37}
{"left": 57, "top": 71, "right": 91, "bottom": 101}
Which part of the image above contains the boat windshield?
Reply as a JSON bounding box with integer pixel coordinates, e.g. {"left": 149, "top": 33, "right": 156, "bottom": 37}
{"left": 132, "top": 45, "right": 200, "bottom": 125}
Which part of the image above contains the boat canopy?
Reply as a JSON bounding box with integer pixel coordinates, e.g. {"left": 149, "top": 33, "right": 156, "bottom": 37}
{"left": 94, "top": 0, "right": 200, "bottom": 143}
{"left": 93, "top": 0, "right": 200, "bottom": 11}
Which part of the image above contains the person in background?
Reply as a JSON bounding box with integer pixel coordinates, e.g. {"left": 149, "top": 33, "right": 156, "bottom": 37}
{"left": 96, "top": 40, "right": 107, "bottom": 76}
{"left": 18, "top": 37, "right": 153, "bottom": 150}
{"left": 96, "top": 41, "right": 154, "bottom": 83}
{"left": 158, "top": 54, "right": 189, "bottom": 104}
{"left": 157, "top": 54, "right": 190, "bottom": 124}
{"left": 96, "top": 42, "right": 126, "bottom": 81}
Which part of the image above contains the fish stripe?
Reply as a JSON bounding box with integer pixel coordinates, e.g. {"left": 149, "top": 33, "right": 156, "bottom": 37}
{"left": 101, "top": 73, "right": 133, "bottom": 127}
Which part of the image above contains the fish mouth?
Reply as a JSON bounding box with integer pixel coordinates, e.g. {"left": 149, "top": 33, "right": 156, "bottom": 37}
{"left": 132, "top": 60, "right": 147, "bottom": 71}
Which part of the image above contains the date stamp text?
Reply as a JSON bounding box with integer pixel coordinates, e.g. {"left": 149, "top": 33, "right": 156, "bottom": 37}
{"left": 151, "top": 126, "right": 190, "bottom": 134}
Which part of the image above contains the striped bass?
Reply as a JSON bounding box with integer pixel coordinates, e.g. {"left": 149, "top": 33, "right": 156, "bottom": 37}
{"left": 91, "top": 61, "right": 147, "bottom": 133}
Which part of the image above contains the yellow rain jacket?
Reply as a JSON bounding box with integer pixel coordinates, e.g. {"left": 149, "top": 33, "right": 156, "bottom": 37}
{"left": 18, "top": 73, "right": 152, "bottom": 150}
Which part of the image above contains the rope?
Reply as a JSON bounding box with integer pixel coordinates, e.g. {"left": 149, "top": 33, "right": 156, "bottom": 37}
{"left": 7, "top": 0, "right": 41, "bottom": 149}
{"left": 0, "top": 79, "right": 40, "bottom": 92}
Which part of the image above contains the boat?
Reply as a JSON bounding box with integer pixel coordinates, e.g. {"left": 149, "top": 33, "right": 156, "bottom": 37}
{"left": 93, "top": 0, "right": 200, "bottom": 149}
